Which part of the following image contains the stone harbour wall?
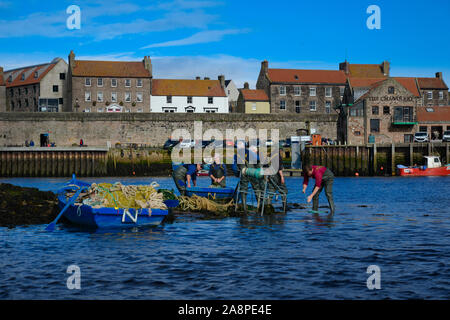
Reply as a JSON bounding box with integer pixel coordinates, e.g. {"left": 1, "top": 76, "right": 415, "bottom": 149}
{"left": 0, "top": 112, "right": 338, "bottom": 147}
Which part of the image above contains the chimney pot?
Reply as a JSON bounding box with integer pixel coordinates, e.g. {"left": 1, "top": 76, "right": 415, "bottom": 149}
{"left": 204, "top": 77, "right": 210, "bottom": 80}
{"left": 261, "top": 60, "right": 269, "bottom": 73}
{"left": 218, "top": 75, "right": 225, "bottom": 89}
{"left": 436, "top": 72, "right": 443, "bottom": 79}
{"left": 339, "top": 61, "right": 350, "bottom": 74}
{"left": 244, "top": 82, "right": 249, "bottom": 89}
{"left": 196, "top": 76, "right": 201, "bottom": 80}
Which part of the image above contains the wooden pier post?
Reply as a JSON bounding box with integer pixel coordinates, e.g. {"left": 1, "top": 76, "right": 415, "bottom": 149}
{"left": 373, "top": 144, "right": 377, "bottom": 175}
{"left": 446, "top": 143, "right": 449, "bottom": 164}
{"left": 409, "top": 143, "right": 414, "bottom": 166}
{"left": 391, "top": 143, "right": 396, "bottom": 176}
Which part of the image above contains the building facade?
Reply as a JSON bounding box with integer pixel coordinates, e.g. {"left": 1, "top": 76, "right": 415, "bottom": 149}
{"left": 256, "top": 60, "right": 347, "bottom": 114}
{"left": 0, "top": 67, "right": 5, "bottom": 112}
{"left": 225, "top": 80, "right": 239, "bottom": 112}
{"left": 417, "top": 106, "right": 450, "bottom": 140}
{"left": 150, "top": 76, "right": 228, "bottom": 113}
{"left": 68, "top": 51, "right": 152, "bottom": 113}
{"left": 339, "top": 77, "right": 421, "bottom": 144}
{"left": 3, "top": 58, "right": 68, "bottom": 112}
{"left": 236, "top": 82, "right": 270, "bottom": 114}
{"left": 417, "top": 73, "right": 448, "bottom": 107}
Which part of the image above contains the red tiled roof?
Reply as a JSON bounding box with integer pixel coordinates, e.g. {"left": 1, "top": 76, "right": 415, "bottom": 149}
{"left": 348, "top": 64, "right": 386, "bottom": 78}
{"left": 417, "top": 106, "right": 450, "bottom": 122}
{"left": 393, "top": 77, "right": 420, "bottom": 97}
{"left": 349, "top": 77, "right": 385, "bottom": 88}
{"left": 5, "top": 63, "right": 57, "bottom": 88}
{"left": 72, "top": 60, "right": 151, "bottom": 78}
{"left": 417, "top": 77, "right": 448, "bottom": 90}
{"left": 241, "top": 89, "right": 269, "bottom": 101}
{"left": 152, "top": 79, "right": 226, "bottom": 97}
{"left": 267, "top": 69, "right": 347, "bottom": 84}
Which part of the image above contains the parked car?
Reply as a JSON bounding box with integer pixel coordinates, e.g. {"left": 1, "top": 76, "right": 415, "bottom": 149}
{"left": 443, "top": 131, "right": 450, "bottom": 142}
{"left": 179, "top": 139, "right": 194, "bottom": 148}
{"left": 163, "top": 139, "right": 179, "bottom": 150}
{"left": 414, "top": 132, "right": 429, "bottom": 143}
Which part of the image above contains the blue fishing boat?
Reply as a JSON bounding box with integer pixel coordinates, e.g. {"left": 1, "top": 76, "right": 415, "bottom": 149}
{"left": 185, "top": 187, "right": 235, "bottom": 201}
{"left": 56, "top": 176, "right": 169, "bottom": 229}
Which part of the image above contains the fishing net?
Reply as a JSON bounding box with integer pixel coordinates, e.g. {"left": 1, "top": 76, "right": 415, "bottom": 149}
{"left": 177, "top": 195, "right": 234, "bottom": 214}
{"left": 80, "top": 182, "right": 167, "bottom": 210}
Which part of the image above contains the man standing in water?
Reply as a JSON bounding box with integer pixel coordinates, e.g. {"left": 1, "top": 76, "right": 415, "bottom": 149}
{"left": 302, "top": 164, "right": 335, "bottom": 214}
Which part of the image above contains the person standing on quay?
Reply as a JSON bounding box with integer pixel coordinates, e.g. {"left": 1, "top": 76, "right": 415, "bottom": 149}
{"left": 302, "top": 164, "right": 335, "bottom": 214}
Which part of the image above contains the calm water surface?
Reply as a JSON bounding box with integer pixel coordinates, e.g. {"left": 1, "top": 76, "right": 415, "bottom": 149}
{"left": 0, "top": 176, "right": 449, "bottom": 299}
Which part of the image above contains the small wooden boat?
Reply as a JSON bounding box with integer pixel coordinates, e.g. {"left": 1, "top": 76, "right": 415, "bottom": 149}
{"left": 57, "top": 176, "right": 169, "bottom": 229}
{"left": 397, "top": 156, "right": 450, "bottom": 177}
{"left": 185, "top": 186, "right": 235, "bottom": 201}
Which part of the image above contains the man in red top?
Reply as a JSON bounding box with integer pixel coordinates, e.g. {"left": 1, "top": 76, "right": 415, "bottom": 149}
{"left": 302, "top": 164, "right": 335, "bottom": 214}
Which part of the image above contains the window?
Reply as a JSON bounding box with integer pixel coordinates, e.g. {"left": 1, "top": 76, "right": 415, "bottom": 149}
{"left": 185, "top": 106, "right": 195, "bottom": 113}
{"left": 111, "top": 79, "right": 117, "bottom": 87}
{"left": 85, "top": 78, "right": 91, "bottom": 86}
{"left": 372, "top": 106, "right": 379, "bottom": 115}
{"left": 439, "top": 91, "right": 444, "bottom": 100}
{"left": 136, "top": 92, "right": 143, "bottom": 103}
{"left": 404, "top": 134, "right": 413, "bottom": 143}
{"left": 25, "top": 88, "right": 28, "bottom": 94}
{"left": 340, "top": 87, "right": 345, "bottom": 97}
{"left": 21, "top": 74, "right": 25, "bottom": 81}
{"left": 34, "top": 71, "right": 38, "bottom": 78}
{"left": 58, "top": 98, "right": 63, "bottom": 105}
{"left": 280, "top": 100, "right": 286, "bottom": 110}
{"left": 394, "top": 107, "right": 414, "bottom": 123}
{"left": 309, "top": 87, "right": 316, "bottom": 97}
{"left": 97, "top": 108, "right": 104, "bottom": 113}
{"left": 84, "top": 108, "right": 91, "bottom": 113}
{"left": 208, "top": 97, "right": 213, "bottom": 104}
{"left": 427, "top": 91, "right": 433, "bottom": 100}
{"left": 204, "top": 108, "right": 218, "bottom": 113}
{"left": 97, "top": 92, "right": 103, "bottom": 102}
{"left": 137, "top": 108, "right": 143, "bottom": 113}
{"left": 125, "top": 79, "right": 131, "bottom": 87}
{"left": 166, "top": 96, "right": 172, "bottom": 103}
{"left": 53, "top": 85, "right": 58, "bottom": 92}
{"left": 325, "top": 87, "right": 332, "bottom": 98}
{"left": 137, "top": 79, "right": 143, "bottom": 87}
{"left": 59, "top": 73, "right": 65, "bottom": 80}
{"left": 295, "top": 101, "right": 300, "bottom": 113}
{"left": 325, "top": 101, "right": 331, "bottom": 114}
{"left": 125, "top": 109, "right": 131, "bottom": 113}
{"left": 25, "top": 99, "right": 29, "bottom": 107}
{"left": 111, "top": 92, "right": 117, "bottom": 102}
{"left": 419, "top": 126, "right": 427, "bottom": 132}
{"left": 388, "top": 86, "right": 395, "bottom": 94}
{"left": 354, "top": 131, "right": 361, "bottom": 136}
{"left": 279, "top": 86, "right": 286, "bottom": 95}
{"left": 187, "top": 96, "right": 193, "bottom": 104}
{"left": 125, "top": 92, "right": 131, "bottom": 102}
{"left": 383, "top": 106, "right": 390, "bottom": 115}
{"left": 252, "top": 103, "right": 256, "bottom": 111}
{"left": 309, "top": 100, "right": 316, "bottom": 111}
{"left": 370, "top": 119, "right": 380, "bottom": 133}
{"left": 350, "top": 106, "right": 363, "bottom": 117}
{"left": 294, "top": 86, "right": 301, "bottom": 96}
{"left": 97, "top": 78, "right": 103, "bottom": 87}
{"left": 85, "top": 92, "right": 91, "bottom": 102}
{"left": 163, "top": 107, "right": 176, "bottom": 113}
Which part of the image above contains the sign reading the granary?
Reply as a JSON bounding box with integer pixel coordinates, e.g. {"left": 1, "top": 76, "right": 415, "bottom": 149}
{"left": 368, "top": 96, "right": 414, "bottom": 102}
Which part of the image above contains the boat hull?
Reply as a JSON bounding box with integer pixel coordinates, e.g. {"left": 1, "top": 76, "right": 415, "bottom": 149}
{"left": 185, "top": 187, "right": 234, "bottom": 200}
{"left": 397, "top": 166, "right": 450, "bottom": 176}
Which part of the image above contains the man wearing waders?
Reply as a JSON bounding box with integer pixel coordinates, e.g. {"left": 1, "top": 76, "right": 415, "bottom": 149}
{"left": 302, "top": 164, "right": 335, "bottom": 215}
{"left": 172, "top": 163, "right": 202, "bottom": 196}
{"left": 209, "top": 155, "right": 227, "bottom": 187}
{"left": 232, "top": 142, "right": 263, "bottom": 213}
{"left": 266, "top": 150, "right": 288, "bottom": 206}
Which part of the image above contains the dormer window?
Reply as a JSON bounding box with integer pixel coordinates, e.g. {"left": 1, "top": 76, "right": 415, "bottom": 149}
{"left": 21, "top": 74, "right": 25, "bottom": 81}
{"left": 294, "top": 75, "right": 299, "bottom": 80}
{"left": 8, "top": 75, "right": 12, "bottom": 82}
{"left": 34, "top": 71, "right": 38, "bottom": 78}
{"left": 388, "top": 86, "right": 395, "bottom": 94}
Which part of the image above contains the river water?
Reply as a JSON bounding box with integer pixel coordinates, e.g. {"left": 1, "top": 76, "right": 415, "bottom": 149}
{"left": 0, "top": 176, "right": 449, "bottom": 299}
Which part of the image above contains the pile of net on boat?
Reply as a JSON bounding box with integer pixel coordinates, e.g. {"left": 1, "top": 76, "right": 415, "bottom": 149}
{"left": 177, "top": 195, "right": 234, "bottom": 215}
{"left": 79, "top": 182, "right": 167, "bottom": 210}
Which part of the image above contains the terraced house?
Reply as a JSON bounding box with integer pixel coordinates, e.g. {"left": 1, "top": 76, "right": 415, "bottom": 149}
{"left": 150, "top": 76, "right": 228, "bottom": 113}
{"left": 2, "top": 58, "right": 68, "bottom": 112}
{"left": 256, "top": 60, "right": 347, "bottom": 114}
{"left": 67, "top": 51, "right": 152, "bottom": 113}
{"left": 417, "top": 73, "right": 448, "bottom": 106}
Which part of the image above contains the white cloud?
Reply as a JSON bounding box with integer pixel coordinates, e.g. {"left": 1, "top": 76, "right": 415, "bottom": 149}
{"left": 141, "top": 29, "right": 248, "bottom": 48}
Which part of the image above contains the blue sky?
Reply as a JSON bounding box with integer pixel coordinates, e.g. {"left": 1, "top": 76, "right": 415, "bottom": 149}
{"left": 0, "top": 0, "right": 449, "bottom": 87}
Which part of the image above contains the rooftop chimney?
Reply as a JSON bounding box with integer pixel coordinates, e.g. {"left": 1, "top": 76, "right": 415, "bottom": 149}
{"left": 244, "top": 82, "right": 250, "bottom": 89}
{"left": 261, "top": 60, "right": 269, "bottom": 73}
{"left": 382, "top": 61, "right": 390, "bottom": 76}
{"left": 143, "top": 56, "right": 152, "bottom": 77}
{"left": 204, "top": 77, "right": 210, "bottom": 80}
{"left": 196, "top": 76, "right": 201, "bottom": 80}
{"left": 339, "top": 60, "right": 350, "bottom": 74}
{"left": 218, "top": 75, "right": 225, "bottom": 89}
{"left": 436, "top": 72, "right": 443, "bottom": 79}
{"left": 68, "top": 50, "right": 76, "bottom": 72}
